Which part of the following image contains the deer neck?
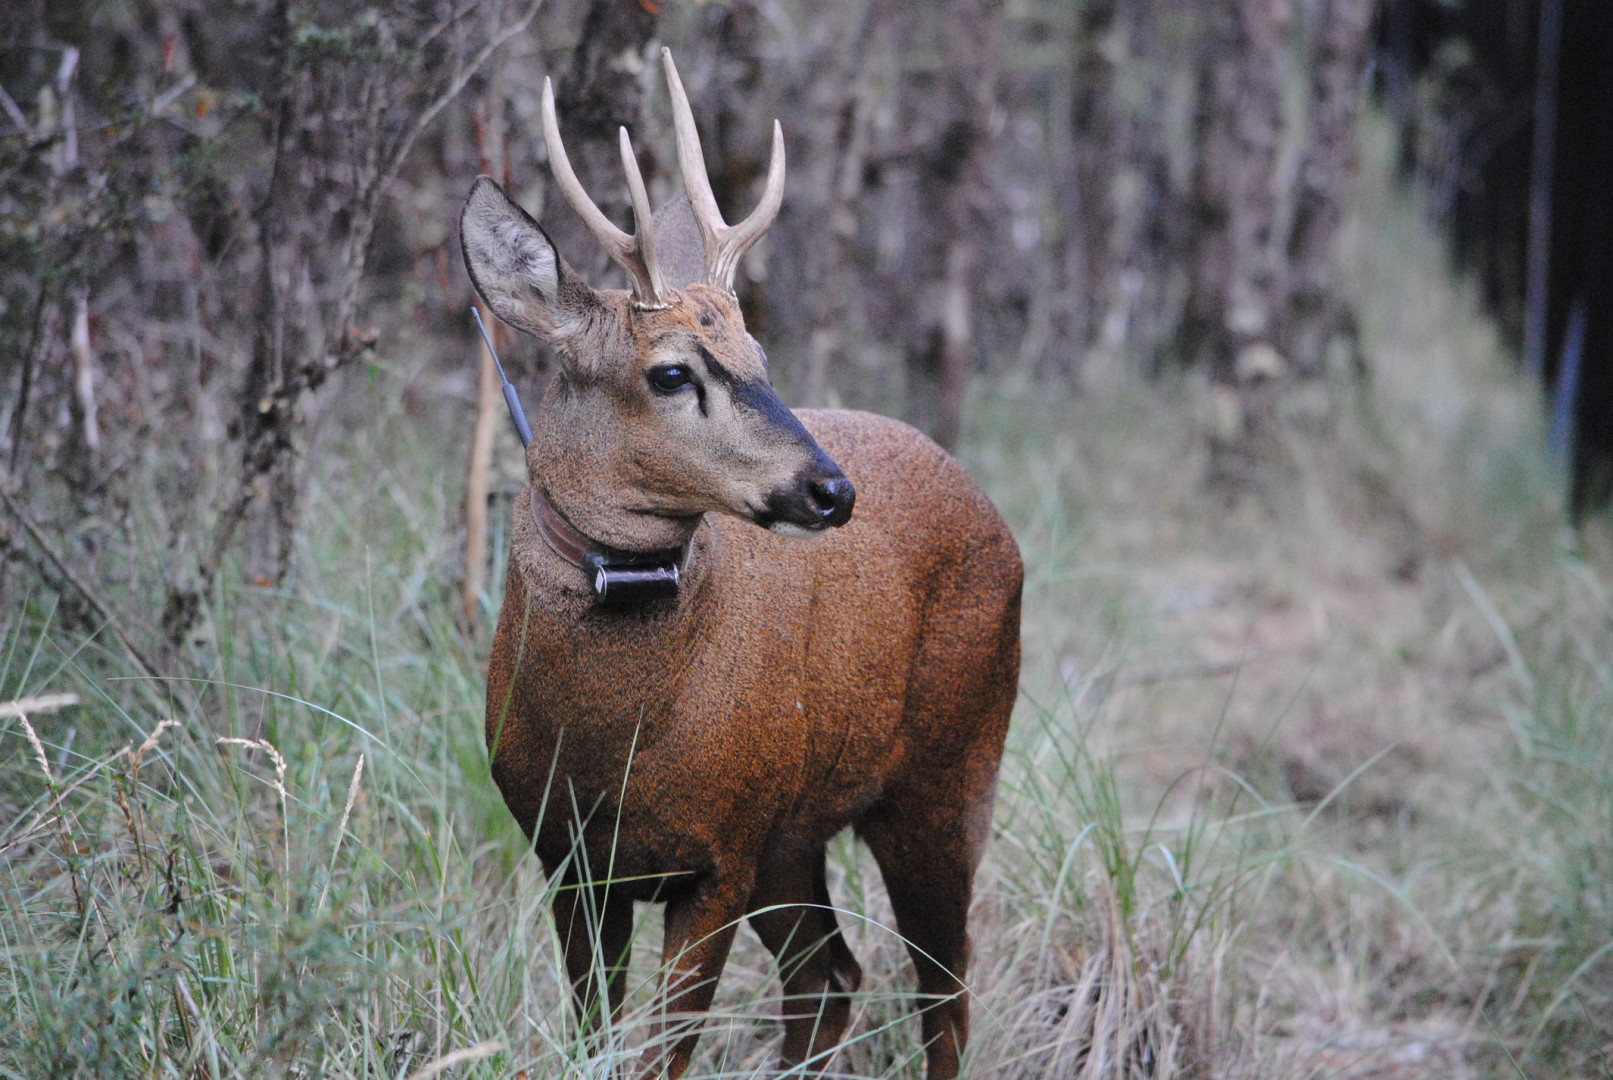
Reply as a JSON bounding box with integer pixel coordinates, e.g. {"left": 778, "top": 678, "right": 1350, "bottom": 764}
{"left": 527, "top": 381, "right": 703, "bottom": 556}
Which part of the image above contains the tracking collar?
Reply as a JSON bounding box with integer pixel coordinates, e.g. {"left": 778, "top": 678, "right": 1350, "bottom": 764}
{"left": 530, "top": 486, "right": 688, "bottom": 605}
{"left": 470, "top": 308, "right": 687, "bottom": 605}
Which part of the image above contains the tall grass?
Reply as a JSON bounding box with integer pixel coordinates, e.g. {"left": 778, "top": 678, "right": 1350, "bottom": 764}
{"left": 1492, "top": 562, "right": 1613, "bottom": 1074}
{"left": 0, "top": 388, "right": 1299, "bottom": 1078}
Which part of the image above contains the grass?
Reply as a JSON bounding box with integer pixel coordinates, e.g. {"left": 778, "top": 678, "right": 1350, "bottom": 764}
{"left": 4, "top": 112, "right": 1613, "bottom": 1077}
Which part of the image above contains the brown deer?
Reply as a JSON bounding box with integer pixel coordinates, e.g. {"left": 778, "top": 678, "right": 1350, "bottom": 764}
{"left": 460, "top": 50, "right": 1021, "bottom": 1080}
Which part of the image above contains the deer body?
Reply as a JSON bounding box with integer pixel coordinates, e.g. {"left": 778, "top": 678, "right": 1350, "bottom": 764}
{"left": 465, "top": 51, "right": 1021, "bottom": 1080}
{"left": 491, "top": 408, "right": 1018, "bottom": 880}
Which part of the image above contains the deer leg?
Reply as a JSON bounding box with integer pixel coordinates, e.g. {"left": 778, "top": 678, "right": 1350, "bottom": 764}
{"left": 747, "top": 846, "right": 862, "bottom": 1072}
{"left": 860, "top": 810, "right": 981, "bottom": 1080}
{"left": 643, "top": 872, "right": 750, "bottom": 1079}
{"left": 813, "top": 846, "right": 865, "bottom": 998}
{"left": 553, "top": 879, "right": 634, "bottom": 1035}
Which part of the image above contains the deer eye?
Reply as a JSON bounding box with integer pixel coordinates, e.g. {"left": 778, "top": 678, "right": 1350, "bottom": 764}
{"left": 648, "top": 365, "right": 694, "bottom": 394}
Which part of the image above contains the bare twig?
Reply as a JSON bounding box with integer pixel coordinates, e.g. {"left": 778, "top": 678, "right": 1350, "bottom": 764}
{"left": 198, "top": 0, "right": 543, "bottom": 606}
{"left": 463, "top": 69, "right": 509, "bottom": 628}
{"left": 70, "top": 288, "right": 99, "bottom": 451}
{"left": 0, "top": 693, "right": 80, "bottom": 720}
{"left": 0, "top": 81, "right": 30, "bottom": 136}
{"left": 53, "top": 47, "right": 79, "bottom": 173}
{"left": 380, "top": 0, "right": 544, "bottom": 189}
{"left": 463, "top": 306, "right": 501, "bottom": 627}
{"left": 151, "top": 71, "right": 198, "bottom": 117}
{"left": 403, "top": 1040, "right": 506, "bottom": 1080}
{"left": 417, "top": 0, "right": 482, "bottom": 51}
{"left": 324, "top": 0, "right": 545, "bottom": 375}
{"left": 0, "top": 482, "right": 162, "bottom": 679}
{"left": 7, "top": 290, "right": 52, "bottom": 475}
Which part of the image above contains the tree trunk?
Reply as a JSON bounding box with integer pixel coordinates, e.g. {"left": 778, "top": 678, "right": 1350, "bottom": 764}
{"left": 544, "top": 0, "right": 661, "bottom": 287}
{"left": 1175, "top": 0, "right": 1290, "bottom": 496}
{"left": 1282, "top": 0, "right": 1373, "bottom": 378}
{"left": 465, "top": 37, "right": 511, "bottom": 630}
{"left": 1520, "top": 0, "right": 1563, "bottom": 378}
{"left": 882, "top": 0, "right": 1005, "bottom": 449}
{"left": 1177, "top": 0, "right": 1288, "bottom": 384}
{"left": 234, "top": 0, "right": 305, "bottom": 588}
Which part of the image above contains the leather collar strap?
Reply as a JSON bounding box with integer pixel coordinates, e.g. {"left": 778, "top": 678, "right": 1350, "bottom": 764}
{"left": 530, "top": 487, "right": 687, "bottom": 605}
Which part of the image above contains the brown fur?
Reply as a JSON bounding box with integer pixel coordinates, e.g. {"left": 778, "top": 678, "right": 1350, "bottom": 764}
{"left": 464, "top": 176, "right": 1022, "bottom": 1079}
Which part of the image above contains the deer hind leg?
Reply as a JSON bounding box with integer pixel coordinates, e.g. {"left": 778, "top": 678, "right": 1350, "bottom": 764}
{"left": 747, "top": 845, "right": 863, "bottom": 1072}
{"left": 860, "top": 548, "right": 1016, "bottom": 1078}
{"left": 859, "top": 790, "right": 995, "bottom": 1080}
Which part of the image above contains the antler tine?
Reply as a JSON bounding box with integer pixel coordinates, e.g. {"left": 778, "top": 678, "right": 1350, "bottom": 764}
{"left": 661, "top": 49, "right": 725, "bottom": 247}
{"left": 541, "top": 77, "right": 663, "bottom": 305}
{"left": 711, "top": 121, "right": 785, "bottom": 291}
{"left": 618, "top": 126, "right": 666, "bottom": 301}
{"left": 661, "top": 48, "right": 787, "bottom": 293}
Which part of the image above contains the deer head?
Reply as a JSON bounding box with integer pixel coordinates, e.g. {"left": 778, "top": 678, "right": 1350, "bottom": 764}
{"left": 460, "top": 50, "right": 853, "bottom": 553}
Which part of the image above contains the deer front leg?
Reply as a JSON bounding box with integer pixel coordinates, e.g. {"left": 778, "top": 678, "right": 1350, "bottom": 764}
{"left": 554, "top": 878, "right": 634, "bottom": 1037}
{"left": 642, "top": 870, "right": 752, "bottom": 1079}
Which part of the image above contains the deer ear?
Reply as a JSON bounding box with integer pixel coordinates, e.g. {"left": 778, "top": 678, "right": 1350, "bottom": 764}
{"left": 460, "top": 176, "right": 598, "bottom": 345}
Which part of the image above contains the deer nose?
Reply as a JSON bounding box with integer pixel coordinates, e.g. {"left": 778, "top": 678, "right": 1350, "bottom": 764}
{"left": 810, "top": 475, "right": 856, "bottom": 527}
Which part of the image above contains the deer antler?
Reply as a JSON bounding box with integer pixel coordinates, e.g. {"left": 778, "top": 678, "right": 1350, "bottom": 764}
{"left": 541, "top": 77, "right": 668, "bottom": 307}
{"left": 541, "top": 53, "right": 786, "bottom": 304}
{"left": 661, "top": 48, "right": 785, "bottom": 294}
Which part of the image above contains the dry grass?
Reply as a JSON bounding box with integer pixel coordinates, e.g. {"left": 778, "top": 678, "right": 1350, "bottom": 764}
{"left": 955, "top": 113, "right": 1611, "bottom": 1078}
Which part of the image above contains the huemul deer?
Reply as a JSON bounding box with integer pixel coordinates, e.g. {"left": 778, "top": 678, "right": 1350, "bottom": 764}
{"left": 461, "top": 50, "right": 1022, "bottom": 1080}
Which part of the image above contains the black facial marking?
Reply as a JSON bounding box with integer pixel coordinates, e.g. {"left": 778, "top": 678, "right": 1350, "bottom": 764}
{"left": 736, "top": 377, "right": 819, "bottom": 445}
{"left": 691, "top": 340, "right": 816, "bottom": 447}
{"left": 694, "top": 343, "right": 733, "bottom": 386}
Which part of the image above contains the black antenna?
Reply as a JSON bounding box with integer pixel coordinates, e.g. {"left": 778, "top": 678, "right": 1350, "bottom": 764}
{"left": 472, "top": 306, "right": 532, "bottom": 448}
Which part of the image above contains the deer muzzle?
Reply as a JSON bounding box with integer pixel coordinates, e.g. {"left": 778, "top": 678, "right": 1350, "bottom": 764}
{"left": 760, "top": 461, "right": 855, "bottom": 535}
{"left": 809, "top": 474, "right": 856, "bottom": 527}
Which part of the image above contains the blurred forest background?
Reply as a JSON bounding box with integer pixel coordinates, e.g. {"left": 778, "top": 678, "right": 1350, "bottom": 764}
{"left": 4, "top": 0, "right": 1613, "bottom": 1077}
{"left": 1, "top": 0, "right": 1608, "bottom": 641}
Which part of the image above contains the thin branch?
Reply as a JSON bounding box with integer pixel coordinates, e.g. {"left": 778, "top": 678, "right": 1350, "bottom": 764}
{"left": 0, "top": 481, "right": 162, "bottom": 680}
{"left": 201, "top": 0, "right": 543, "bottom": 601}
{"left": 0, "top": 82, "right": 30, "bottom": 136}
{"left": 70, "top": 289, "right": 99, "bottom": 451}
{"left": 417, "top": 0, "right": 484, "bottom": 52}
{"left": 322, "top": 0, "right": 544, "bottom": 375}
{"left": 7, "top": 289, "right": 51, "bottom": 475}
{"left": 151, "top": 71, "right": 198, "bottom": 117}
{"left": 196, "top": 467, "right": 259, "bottom": 594}
{"left": 379, "top": 0, "right": 544, "bottom": 197}
{"left": 0, "top": 693, "right": 81, "bottom": 720}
